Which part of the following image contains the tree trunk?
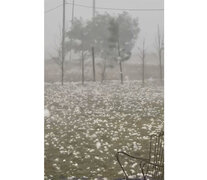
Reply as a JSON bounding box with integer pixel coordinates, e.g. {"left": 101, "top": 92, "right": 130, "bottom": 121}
{"left": 81, "top": 51, "right": 84, "bottom": 85}
{"left": 92, "top": 46, "right": 96, "bottom": 81}
{"left": 142, "top": 56, "right": 145, "bottom": 84}
{"left": 159, "top": 50, "right": 163, "bottom": 81}
{"left": 119, "top": 61, "right": 123, "bottom": 84}
{"left": 140, "top": 40, "right": 145, "bottom": 84}
{"left": 101, "top": 57, "right": 106, "bottom": 83}
{"left": 61, "top": 60, "right": 64, "bottom": 86}
{"left": 117, "top": 40, "right": 123, "bottom": 84}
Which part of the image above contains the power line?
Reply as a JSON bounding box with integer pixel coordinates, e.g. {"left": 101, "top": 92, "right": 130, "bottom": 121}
{"left": 45, "top": 2, "right": 164, "bottom": 14}
{"left": 45, "top": 4, "right": 63, "bottom": 13}
{"left": 66, "top": 2, "right": 164, "bottom": 11}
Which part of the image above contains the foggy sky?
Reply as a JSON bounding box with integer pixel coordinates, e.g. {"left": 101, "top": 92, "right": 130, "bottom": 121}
{"left": 45, "top": 0, "right": 164, "bottom": 58}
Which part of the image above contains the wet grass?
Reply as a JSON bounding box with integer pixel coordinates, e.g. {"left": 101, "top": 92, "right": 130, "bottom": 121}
{"left": 44, "top": 81, "right": 164, "bottom": 180}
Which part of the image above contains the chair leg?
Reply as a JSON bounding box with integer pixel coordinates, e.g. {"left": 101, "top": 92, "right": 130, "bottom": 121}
{"left": 140, "top": 161, "right": 147, "bottom": 180}
{"left": 116, "top": 152, "right": 129, "bottom": 180}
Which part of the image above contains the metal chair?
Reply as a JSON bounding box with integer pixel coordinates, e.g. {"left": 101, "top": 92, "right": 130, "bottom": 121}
{"left": 116, "top": 131, "right": 164, "bottom": 180}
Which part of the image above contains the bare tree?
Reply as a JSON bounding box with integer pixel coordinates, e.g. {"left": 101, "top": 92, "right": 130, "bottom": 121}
{"left": 155, "top": 25, "right": 164, "bottom": 82}
{"left": 48, "top": 26, "right": 63, "bottom": 73}
{"left": 46, "top": 1, "right": 66, "bottom": 85}
{"left": 138, "top": 39, "right": 146, "bottom": 84}
{"left": 49, "top": 49, "right": 61, "bottom": 66}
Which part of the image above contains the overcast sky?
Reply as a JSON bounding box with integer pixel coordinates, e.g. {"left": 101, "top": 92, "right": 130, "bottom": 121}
{"left": 45, "top": 0, "right": 164, "bottom": 58}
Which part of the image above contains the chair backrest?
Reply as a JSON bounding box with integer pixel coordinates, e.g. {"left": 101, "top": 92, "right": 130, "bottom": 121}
{"left": 145, "top": 131, "right": 164, "bottom": 180}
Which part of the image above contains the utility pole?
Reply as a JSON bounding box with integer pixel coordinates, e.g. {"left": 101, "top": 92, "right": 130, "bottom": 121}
{"left": 157, "top": 25, "right": 163, "bottom": 82}
{"left": 72, "top": 0, "right": 75, "bottom": 25}
{"left": 92, "top": 0, "right": 96, "bottom": 81}
{"left": 61, "top": 0, "right": 66, "bottom": 86}
{"left": 93, "top": 0, "right": 96, "bottom": 18}
{"left": 69, "top": 0, "right": 75, "bottom": 61}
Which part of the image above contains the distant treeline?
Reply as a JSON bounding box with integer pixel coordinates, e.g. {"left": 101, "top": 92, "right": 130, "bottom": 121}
{"left": 45, "top": 60, "right": 164, "bottom": 83}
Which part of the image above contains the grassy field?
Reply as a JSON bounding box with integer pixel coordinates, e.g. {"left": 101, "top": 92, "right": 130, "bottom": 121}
{"left": 44, "top": 80, "right": 164, "bottom": 180}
